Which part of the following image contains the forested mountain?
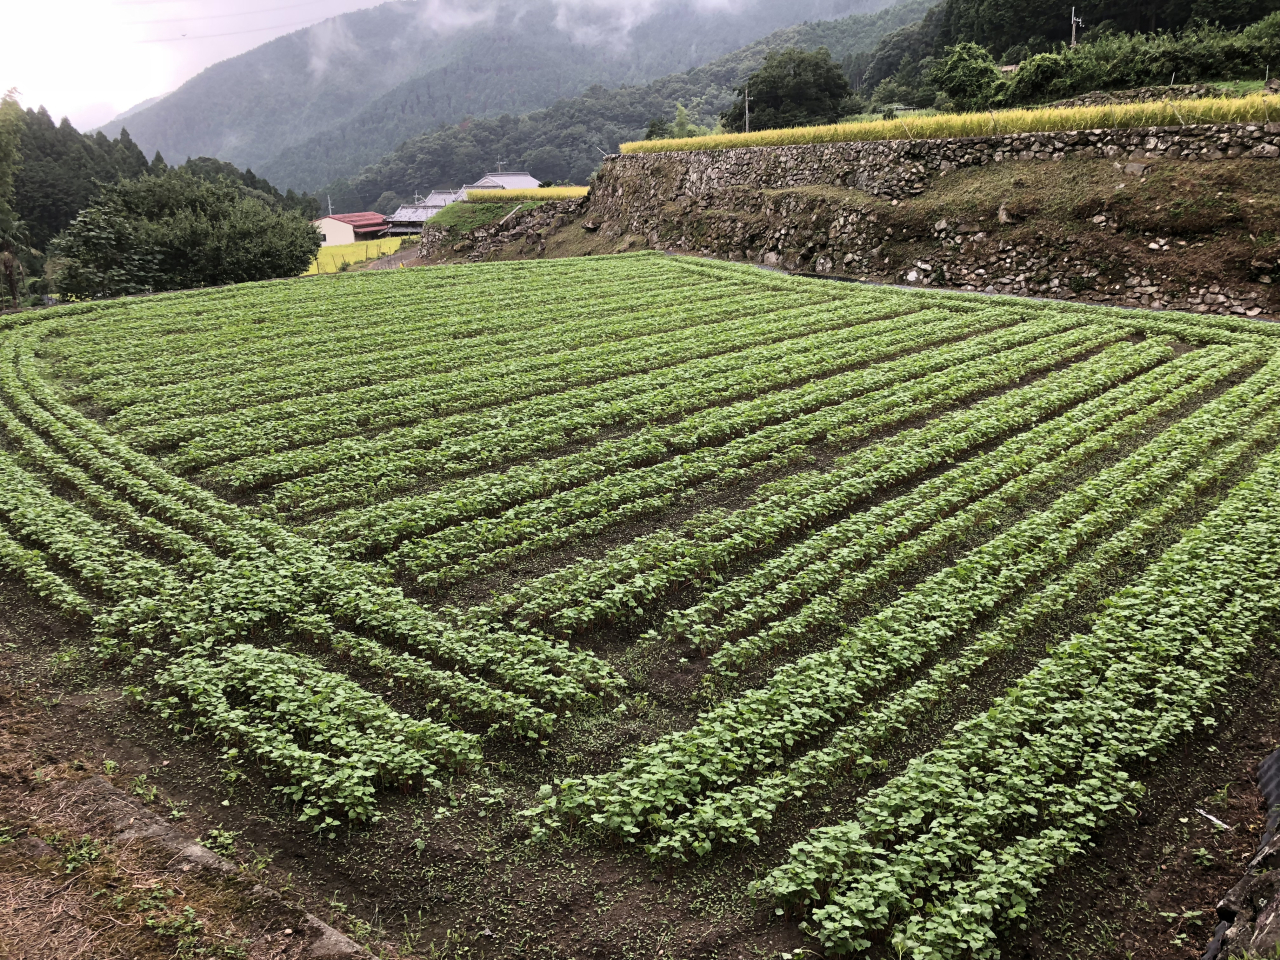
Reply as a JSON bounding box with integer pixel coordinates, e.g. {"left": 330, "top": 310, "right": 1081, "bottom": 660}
{"left": 326, "top": 0, "right": 933, "bottom": 211}
{"left": 95, "top": 0, "right": 899, "bottom": 192}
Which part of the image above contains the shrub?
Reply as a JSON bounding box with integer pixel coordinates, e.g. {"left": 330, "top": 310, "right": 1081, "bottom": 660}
{"left": 49, "top": 171, "right": 320, "bottom": 299}
{"left": 1002, "top": 52, "right": 1072, "bottom": 105}
{"left": 929, "top": 42, "right": 1005, "bottom": 111}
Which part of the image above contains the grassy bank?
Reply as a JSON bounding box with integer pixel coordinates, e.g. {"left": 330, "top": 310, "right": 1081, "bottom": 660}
{"left": 428, "top": 200, "right": 543, "bottom": 234}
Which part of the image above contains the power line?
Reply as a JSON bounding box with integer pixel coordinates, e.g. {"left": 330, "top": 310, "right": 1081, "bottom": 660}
{"left": 127, "top": 1, "right": 324, "bottom": 26}
{"left": 137, "top": 15, "right": 334, "bottom": 42}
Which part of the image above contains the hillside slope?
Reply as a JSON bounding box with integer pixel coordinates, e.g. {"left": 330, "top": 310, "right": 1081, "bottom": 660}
{"left": 332, "top": 0, "right": 933, "bottom": 209}
{"left": 95, "top": 0, "right": 896, "bottom": 191}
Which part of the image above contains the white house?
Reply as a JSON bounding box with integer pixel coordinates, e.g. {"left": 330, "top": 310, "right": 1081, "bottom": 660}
{"left": 462, "top": 171, "right": 542, "bottom": 192}
{"left": 311, "top": 212, "right": 389, "bottom": 246}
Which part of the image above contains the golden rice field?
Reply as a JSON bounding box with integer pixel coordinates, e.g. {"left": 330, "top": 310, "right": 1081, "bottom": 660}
{"left": 620, "top": 92, "right": 1280, "bottom": 154}
{"left": 465, "top": 186, "right": 590, "bottom": 201}
{"left": 305, "top": 237, "right": 404, "bottom": 275}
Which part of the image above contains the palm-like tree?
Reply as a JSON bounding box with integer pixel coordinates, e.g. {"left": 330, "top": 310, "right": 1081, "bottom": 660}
{"left": 0, "top": 88, "right": 27, "bottom": 308}
{"left": 0, "top": 220, "right": 29, "bottom": 308}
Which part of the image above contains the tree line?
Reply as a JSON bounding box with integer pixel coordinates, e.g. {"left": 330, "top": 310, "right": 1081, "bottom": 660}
{"left": 830, "top": 0, "right": 1280, "bottom": 113}
{"left": 652, "top": 9, "right": 1280, "bottom": 139}
{"left": 0, "top": 93, "right": 323, "bottom": 306}
{"left": 931, "top": 13, "right": 1280, "bottom": 111}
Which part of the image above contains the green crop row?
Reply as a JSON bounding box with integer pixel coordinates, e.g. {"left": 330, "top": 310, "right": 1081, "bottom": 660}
{"left": 0, "top": 517, "right": 94, "bottom": 619}
{"left": 90, "top": 269, "right": 746, "bottom": 404}
{"left": 51, "top": 253, "right": 695, "bottom": 378}
{"left": 162, "top": 294, "right": 887, "bottom": 474}
{"left": 224, "top": 294, "right": 943, "bottom": 505}
{"left": 644, "top": 385, "right": 1280, "bottom": 861}
{"left": 532, "top": 336, "right": 1222, "bottom": 833}
{"left": 492, "top": 329, "right": 1156, "bottom": 637}
{"left": 380, "top": 308, "right": 1064, "bottom": 580}
{"left": 0, "top": 443, "right": 551, "bottom": 735}
{"left": 118, "top": 282, "right": 795, "bottom": 443}
{"left": 1, "top": 322, "right": 615, "bottom": 721}
{"left": 698, "top": 347, "right": 1259, "bottom": 670}
{"left": 757, "top": 420, "right": 1280, "bottom": 957}
{"left": 330, "top": 313, "right": 1104, "bottom": 590}
{"left": 136, "top": 643, "right": 481, "bottom": 831}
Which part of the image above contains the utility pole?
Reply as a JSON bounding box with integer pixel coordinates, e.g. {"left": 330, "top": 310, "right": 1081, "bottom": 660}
{"left": 327, "top": 195, "right": 333, "bottom": 216}
{"left": 744, "top": 79, "right": 751, "bottom": 133}
{"left": 496, "top": 159, "right": 506, "bottom": 172}
{"left": 1070, "top": 6, "right": 1083, "bottom": 47}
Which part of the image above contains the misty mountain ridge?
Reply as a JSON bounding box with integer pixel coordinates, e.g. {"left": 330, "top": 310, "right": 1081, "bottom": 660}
{"left": 95, "top": 0, "right": 899, "bottom": 192}
{"left": 326, "top": 0, "right": 933, "bottom": 210}
{"left": 95, "top": 95, "right": 169, "bottom": 131}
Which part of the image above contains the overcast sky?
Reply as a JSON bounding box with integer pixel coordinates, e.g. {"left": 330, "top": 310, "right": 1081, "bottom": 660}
{"left": 5, "top": 0, "right": 388, "bottom": 130}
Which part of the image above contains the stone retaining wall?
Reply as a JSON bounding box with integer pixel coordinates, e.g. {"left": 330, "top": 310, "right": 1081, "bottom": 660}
{"left": 571, "top": 121, "right": 1279, "bottom": 320}
{"left": 417, "top": 198, "right": 586, "bottom": 262}
{"left": 589, "top": 121, "right": 1280, "bottom": 214}
{"left": 419, "top": 122, "right": 1279, "bottom": 320}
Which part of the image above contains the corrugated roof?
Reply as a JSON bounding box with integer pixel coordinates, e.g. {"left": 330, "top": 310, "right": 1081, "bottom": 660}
{"left": 386, "top": 206, "right": 432, "bottom": 221}
{"left": 463, "top": 171, "right": 542, "bottom": 190}
{"left": 313, "top": 212, "right": 388, "bottom": 228}
{"left": 388, "top": 204, "right": 438, "bottom": 222}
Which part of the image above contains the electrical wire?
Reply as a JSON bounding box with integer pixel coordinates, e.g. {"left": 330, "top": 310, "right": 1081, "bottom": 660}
{"left": 137, "top": 15, "right": 336, "bottom": 41}
{"left": 127, "top": 1, "right": 326, "bottom": 25}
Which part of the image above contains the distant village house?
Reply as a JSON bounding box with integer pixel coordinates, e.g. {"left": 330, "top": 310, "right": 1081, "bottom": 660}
{"left": 386, "top": 171, "right": 543, "bottom": 235}
{"left": 386, "top": 190, "right": 463, "bottom": 236}
{"left": 462, "top": 171, "right": 541, "bottom": 191}
{"left": 311, "top": 212, "right": 389, "bottom": 246}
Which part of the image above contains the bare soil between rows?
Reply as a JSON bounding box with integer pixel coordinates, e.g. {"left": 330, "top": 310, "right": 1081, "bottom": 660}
{"left": 4, "top": 556, "right": 1279, "bottom": 960}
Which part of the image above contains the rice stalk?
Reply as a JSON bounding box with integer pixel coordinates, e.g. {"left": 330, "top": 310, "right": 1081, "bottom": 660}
{"left": 619, "top": 93, "right": 1280, "bottom": 155}
{"left": 465, "top": 187, "right": 590, "bottom": 201}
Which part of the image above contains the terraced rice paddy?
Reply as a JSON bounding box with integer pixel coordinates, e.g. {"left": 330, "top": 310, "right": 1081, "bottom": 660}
{"left": 306, "top": 237, "right": 404, "bottom": 275}
{"left": 4, "top": 252, "right": 1280, "bottom": 956}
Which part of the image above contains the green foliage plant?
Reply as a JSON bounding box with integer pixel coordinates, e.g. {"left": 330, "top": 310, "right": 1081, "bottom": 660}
{"left": 722, "top": 47, "right": 854, "bottom": 133}
{"left": 49, "top": 171, "right": 320, "bottom": 299}
{"left": 138, "top": 644, "right": 475, "bottom": 830}
{"left": 929, "top": 42, "right": 1005, "bottom": 111}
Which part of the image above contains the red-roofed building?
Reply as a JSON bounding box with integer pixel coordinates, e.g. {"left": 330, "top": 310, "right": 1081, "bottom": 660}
{"left": 311, "top": 212, "right": 389, "bottom": 246}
